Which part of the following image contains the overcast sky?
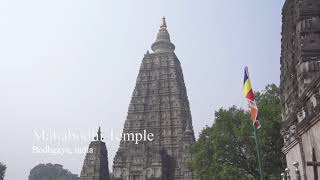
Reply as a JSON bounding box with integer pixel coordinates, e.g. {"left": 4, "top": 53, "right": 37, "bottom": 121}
{"left": 0, "top": 0, "right": 284, "bottom": 179}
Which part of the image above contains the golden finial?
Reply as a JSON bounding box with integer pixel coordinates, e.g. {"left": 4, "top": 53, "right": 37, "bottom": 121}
{"left": 160, "top": 17, "right": 167, "bottom": 29}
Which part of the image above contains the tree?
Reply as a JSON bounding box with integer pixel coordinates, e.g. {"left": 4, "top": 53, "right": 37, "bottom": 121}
{"left": 28, "top": 163, "right": 79, "bottom": 180}
{"left": 191, "top": 84, "right": 286, "bottom": 180}
{"left": 0, "top": 162, "right": 6, "bottom": 180}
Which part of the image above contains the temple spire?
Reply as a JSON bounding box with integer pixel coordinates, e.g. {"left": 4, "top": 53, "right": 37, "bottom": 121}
{"left": 98, "top": 127, "right": 101, "bottom": 141}
{"left": 94, "top": 126, "right": 102, "bottom": 141}
{"left": 151, "top": 17, "right": 175, "bottom": 53}
{"left": 113, "top": 16, "right": 196, "bottom": 179}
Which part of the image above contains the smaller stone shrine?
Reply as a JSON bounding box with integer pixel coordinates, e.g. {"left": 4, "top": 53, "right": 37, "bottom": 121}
{"left": 80, "top": 127, "right": 111, "bottom": 180}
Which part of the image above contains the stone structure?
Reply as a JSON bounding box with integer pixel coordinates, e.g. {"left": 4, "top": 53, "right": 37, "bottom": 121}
{"left": 112, "top": 17, "right": 196, "bottom": 180}
{"left": 280, "top": 0, "right": 320, "bottom": 179}
{"left": 80, "top": 127, "right": 111, "bottom": 180}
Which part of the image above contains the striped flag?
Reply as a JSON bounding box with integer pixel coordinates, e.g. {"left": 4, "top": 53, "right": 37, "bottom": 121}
{"left": 243, "top": 67, "right": 261, "bottom": 129}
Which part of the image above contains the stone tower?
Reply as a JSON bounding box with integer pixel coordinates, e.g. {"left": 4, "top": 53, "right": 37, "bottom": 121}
{"left": 80, "top": 127, "right": 111, "bottom": 180}
{"left": 112, "top": 17, "right": 196, "bottom": 180}
{"left": 280, "top": 0, "right": 320, "bottom": 179}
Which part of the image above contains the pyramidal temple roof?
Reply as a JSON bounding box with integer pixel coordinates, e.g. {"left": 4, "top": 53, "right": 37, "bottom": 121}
{"left": 112, "top": 17, "right": 196, "bottom": 180}
{"left": 151, "top": 17, "right": 175, "bottom": 53}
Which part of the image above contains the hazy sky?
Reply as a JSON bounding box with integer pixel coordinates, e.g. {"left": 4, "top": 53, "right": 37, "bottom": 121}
{"left": 0, "top": 0, "right": 284, "bottom": 179}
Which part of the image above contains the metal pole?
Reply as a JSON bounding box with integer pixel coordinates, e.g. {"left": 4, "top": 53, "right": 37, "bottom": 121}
{"left": 253, "top": 124, "right": 264, "bottom": 180}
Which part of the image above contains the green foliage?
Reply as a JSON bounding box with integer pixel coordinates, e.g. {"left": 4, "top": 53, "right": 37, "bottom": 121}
{"left": 191, "top": 84, "right": 286, "bottom": 180}
{"left": 28, "top": 163, "right": 79, "bottom": 180}
{"left": 0, "top": 162, "right": 6, "bottom": 180}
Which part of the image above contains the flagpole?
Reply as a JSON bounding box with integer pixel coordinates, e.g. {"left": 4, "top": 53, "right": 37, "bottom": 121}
{"left": 253, "top": 124, "right": 264, "bottom": 180}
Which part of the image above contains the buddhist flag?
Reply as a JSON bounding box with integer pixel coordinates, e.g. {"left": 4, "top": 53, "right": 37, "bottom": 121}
{"left": 243, "top": 67, "right": 261, "bottom": 129}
